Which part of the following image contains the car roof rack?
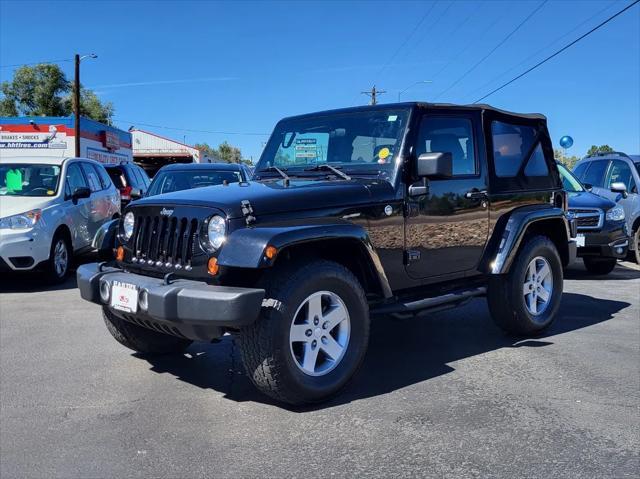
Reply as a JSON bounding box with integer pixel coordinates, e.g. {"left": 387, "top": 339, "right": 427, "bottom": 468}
{"left": 584, "top": 151, "right": 631, "bottom": 160}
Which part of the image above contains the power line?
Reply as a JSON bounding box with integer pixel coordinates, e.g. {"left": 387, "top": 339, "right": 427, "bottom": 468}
{"left": 434, "top": 0, "right": 548, "bottom": 100}
{"left": 463, "top": 0, "right": 617, "bottom": 102}
{"left": 374, "top": 0, "right": 439, "bottom": 82}
{"left": 474, "top": 0, "right": 640, "bottom": 103}
{"left": 0, "top": 58, "right": 73, "bottom": 69}
{"left": 113, "top": 119, "right": 269, "bottom": 136}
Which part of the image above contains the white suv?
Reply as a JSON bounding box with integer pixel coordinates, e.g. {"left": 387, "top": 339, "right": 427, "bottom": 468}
{"left": 0, "top": 156, "right": 120, "bottom": 282}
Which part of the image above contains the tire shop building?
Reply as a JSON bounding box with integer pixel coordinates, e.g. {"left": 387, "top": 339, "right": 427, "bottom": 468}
{"left": 0, "top": 116, "right": 132, "bottom": 164}
{"left": 130, "top": 128, "right": 205, "bottom": 177}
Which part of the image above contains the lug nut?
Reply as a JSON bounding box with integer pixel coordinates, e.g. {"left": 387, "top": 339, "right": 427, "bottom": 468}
{"left": 313, "top": 317, "right": 319, "bottom": 325}
{"left": 312, "top": 340, "right": 317, "bottom": 348}
{"left": 305, "top": 329, "right": 312, "bottom": 337}
{"left": 322, "top": 321, "right": 328, "bottom": 329}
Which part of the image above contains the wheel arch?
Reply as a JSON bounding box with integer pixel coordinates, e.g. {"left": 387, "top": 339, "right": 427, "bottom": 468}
{"left": 481, "top": 206, "right": 571, "bottom": 274}
{"left": 52, "top": 223, "right": 73, "bottom": 251}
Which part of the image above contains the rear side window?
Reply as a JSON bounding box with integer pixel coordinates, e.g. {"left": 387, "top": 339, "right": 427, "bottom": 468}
{"left": 93, "top": 164, "right": 113, "bottom": 189}
{"left": 80, "top": 163, "right": 101, "bottom": 192}
{"left": 137, "top": 166, "right": 151, "bottom": 187}
{"left": 491, "top": 121, "right": 546, "bottom": 177}
{"left": 581, "top": 160, "right": 608, "bottom": 187}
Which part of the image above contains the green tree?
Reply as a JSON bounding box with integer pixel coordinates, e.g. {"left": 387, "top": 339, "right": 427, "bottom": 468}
{"left": 586, "top": 144, "right": 614, "bottom": 156}
{"left": 0, "top": 64, "right": 114, "bottom": 124}
{"left": 554, "top": 148, "right": 580, "bottom": 170}
{"left": 194, "top": 141, "right": 249, "bottom": 164}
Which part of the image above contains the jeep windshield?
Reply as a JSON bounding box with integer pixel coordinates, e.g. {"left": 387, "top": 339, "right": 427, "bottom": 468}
{"left": 256, "top": 108, "right": 410, "bottom": 181}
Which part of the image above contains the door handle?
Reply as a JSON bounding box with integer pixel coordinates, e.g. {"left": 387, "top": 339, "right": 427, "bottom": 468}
{"left": 465, "top": 189, "right": 488, "bottom": 200}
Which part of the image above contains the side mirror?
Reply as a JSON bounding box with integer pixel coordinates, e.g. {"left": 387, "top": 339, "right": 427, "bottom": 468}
{"left": 130, "top": 187, "right": 143, "bottom": 200}
{"left": 583, "top": 182, "right": 593, "bottom": 192}
{"left": 71, "top": 186, "right": 91, "bottom": 203}
{"left": 416, "top": 152, "right": 452, "bottom": 179}
{"left": 610, "top": 181, "right": 628, "bottom": 198}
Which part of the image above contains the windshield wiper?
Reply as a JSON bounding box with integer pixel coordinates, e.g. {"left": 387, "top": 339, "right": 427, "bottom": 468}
{"left": 304, "top": 164, "right": 351, "bottom": 181}
{"left": 257, "top": 165, "right": 291, "bottom": 186}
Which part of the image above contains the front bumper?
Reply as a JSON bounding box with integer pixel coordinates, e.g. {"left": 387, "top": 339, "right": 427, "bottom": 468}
{"left": 577, "top": 221, "right": 629, "bottom": 259}
{"left": 0, "top": 227, "right": 52, "bottom": 271}
{"left": 77, "top": 263, "right": 265, "bottom": 341}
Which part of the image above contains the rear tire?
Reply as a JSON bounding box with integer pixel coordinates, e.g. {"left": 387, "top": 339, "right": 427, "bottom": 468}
{"left": 583, "top": 257, "right": 617, "bottom": 275}
{"left": 488, "top": 235, "right": 563, "bottom": 335}
{"left": 45, "top": 233, "right": 71, "bottom": 284}
{"left": 102, "top": 307, "right": 192, "bottom": 355}
{"left": 239, "top": 260, "right": 370, "bottom": 405}
{"left": 633, "top": 229, "right": 640, "bottom": 264}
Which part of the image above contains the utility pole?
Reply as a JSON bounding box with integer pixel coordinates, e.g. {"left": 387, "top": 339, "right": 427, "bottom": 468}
{"left": 74, "top": 54, "right": 81, "bottom": 157}
{"left": 361, "top": 85, "right": 386, "bottom": 105}
{"left": 73, "top": 53, "right": 97, "bottom": 157}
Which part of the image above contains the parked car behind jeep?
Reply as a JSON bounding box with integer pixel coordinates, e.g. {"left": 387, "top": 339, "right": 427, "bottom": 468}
{"left": 78, "top": 103, "right": 575, "bottom": 405}
{"left": 557, "top": 162, "right": 628, "bottom": 274}
{"left": 573, "top": 152, "right": 640, "bottom": 263}
{"left": 146, "top": 162, "right": 250, "bottom": 197}
{"left": 1, "top": 156, "right": 120, "bottom": 282}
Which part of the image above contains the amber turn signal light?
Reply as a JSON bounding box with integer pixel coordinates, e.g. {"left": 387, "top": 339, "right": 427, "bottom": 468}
{"left": 207, "top": 257, "right": 219, "bottom": 275}
{"left": 115, "top": 246, "right": 125, "bottom": 261}
{"left": 264, "top": 245, "right": 277, "bottom": 260}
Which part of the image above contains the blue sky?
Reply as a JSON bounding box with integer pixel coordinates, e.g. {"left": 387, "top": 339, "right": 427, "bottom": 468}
{"left": 1, "top": 0, "right": 638, "bottom": 161}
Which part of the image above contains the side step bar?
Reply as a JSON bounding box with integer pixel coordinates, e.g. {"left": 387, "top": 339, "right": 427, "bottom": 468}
{"left": 370, "top": 286, "right": 487, "bottom": 317}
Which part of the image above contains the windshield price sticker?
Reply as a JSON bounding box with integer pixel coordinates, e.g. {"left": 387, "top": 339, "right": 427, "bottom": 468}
{"left": 295, "top": 138, "right": 317, "bottom": 159}
{"left": 111, "top": 281, "right": 139, "bottom": 313}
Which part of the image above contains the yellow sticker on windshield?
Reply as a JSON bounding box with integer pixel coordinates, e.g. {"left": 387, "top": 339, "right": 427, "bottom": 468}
{"left": 47, "top": 190, "right": 54, "bottom": 195}
{"left": 378, "top": 147, "right": 390, "bottom": 160}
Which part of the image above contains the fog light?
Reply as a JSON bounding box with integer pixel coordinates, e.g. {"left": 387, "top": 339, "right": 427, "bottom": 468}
{"left": 207, "top": 257, "right": 219, "bottom": 276}
{"left": 99, "top": 280, "right": 111, "bottom": 302}
{"left": 139, "top": 289, "right": 149, "bottom": 311}
{"left": 616, "top": 247, "right": 624, "bottom": 255}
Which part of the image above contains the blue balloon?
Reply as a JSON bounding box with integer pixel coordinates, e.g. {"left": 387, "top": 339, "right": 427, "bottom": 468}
{"left": 559, "top": 135, "right": 574, "bottom": 149}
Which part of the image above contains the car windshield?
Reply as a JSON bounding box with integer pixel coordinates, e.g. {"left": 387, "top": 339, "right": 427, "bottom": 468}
{"left": 255, "top": 108, "right": 410, "bottom": 181}
{"left": 557, "top": 163, "right": 584, "bottom": 193}
{"left": 147, "top": 169, "right": 243, "bottom": 196}
{"left": 0, "top": 163, "right": 61, "bottom": 197}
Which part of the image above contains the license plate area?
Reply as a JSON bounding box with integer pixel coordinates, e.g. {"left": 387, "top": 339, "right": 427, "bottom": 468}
{"left": 111, "top": 280, "right": 139, "bottom": 313}
{"left": 576, "top": 234, "right": 585, "bottom": 248}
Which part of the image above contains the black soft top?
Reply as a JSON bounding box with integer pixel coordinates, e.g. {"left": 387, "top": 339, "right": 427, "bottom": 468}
{"left": 280, "top": 102, "right": 547, "bottom": 122}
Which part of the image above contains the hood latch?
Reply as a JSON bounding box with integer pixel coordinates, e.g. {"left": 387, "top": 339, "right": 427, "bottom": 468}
{"left": 241, "top": 200, "right": 256, "bottom": 226}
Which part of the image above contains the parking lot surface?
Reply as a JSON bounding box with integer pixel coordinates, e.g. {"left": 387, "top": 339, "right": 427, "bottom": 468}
{"left": 1, "top": 261, "right": 638, "bottom": 478}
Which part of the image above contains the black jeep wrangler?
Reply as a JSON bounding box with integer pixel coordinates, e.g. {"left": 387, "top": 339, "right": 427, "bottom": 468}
{"left": 78, "top": 103, "right": 577, "bottom": 405}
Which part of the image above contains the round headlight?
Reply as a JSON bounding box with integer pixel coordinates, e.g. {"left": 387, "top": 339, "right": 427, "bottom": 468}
{"left": 123, "top": 212, "right": 135, "bottom": 240}
{"left": 207, "top": 215, "right": 226, "bottom": 250}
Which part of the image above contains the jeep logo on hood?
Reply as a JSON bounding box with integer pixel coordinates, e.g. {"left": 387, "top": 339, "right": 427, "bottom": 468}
{"left": 160, "top": 208, "right": 174, "bottom": 216}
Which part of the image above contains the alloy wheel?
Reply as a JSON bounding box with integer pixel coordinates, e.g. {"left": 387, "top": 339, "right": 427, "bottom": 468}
{"left": 289, "top": 291, "right": 350, "bottom": 376}
{"left": 523, "top": 256, "right": 553, "bottom": 317}
{"left": 54, "top": 239, "right": 68, "bottom": 277}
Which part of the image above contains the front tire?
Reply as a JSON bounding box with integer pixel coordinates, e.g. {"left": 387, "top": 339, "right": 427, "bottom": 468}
{"left": 488, "top": 235, "right": 563, "bottom": 335}
{"left": 45, "top": 233, "right": 71, "bottom": 283}
{"left": 239, "top": 260, "right": 370, "bottom": 405}
{"left": 583, "top": 257, "right": 617, "bottom": 275}
{"left": 102, "top": 307, "right": 192, "bottom": 355}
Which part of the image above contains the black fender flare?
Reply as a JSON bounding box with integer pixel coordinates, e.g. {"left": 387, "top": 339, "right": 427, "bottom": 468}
{"left": 480, "top": 205, "right": 575, "bottom": 274}
{"left": 92, "top": 219, "right": 119, "bottom": 254}
{"left": 217, "top": 220, "right": 393, "bottom": 298}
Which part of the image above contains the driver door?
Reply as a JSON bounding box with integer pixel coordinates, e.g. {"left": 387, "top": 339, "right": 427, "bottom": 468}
{"left": 404, "top": 111, "right": 490, "bottom": 280}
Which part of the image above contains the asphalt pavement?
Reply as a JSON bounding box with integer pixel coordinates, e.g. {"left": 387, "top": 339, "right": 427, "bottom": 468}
{"left": 1, "top": 261, "right": 638, "bottom": 478}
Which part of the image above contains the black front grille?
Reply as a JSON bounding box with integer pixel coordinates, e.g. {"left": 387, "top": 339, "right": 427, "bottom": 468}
{"left": 569, "top": 208, "right": 602, "bottom": 230}
{"left": 131, "top": 213, "right": 200, "bottom": 269}
{"left": 577, "top": 216, "right": 599, "bottom": 227}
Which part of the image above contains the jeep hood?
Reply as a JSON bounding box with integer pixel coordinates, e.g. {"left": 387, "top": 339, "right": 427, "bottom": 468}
{"left": 131, "top": 178, "right": 391, "bottom": 218}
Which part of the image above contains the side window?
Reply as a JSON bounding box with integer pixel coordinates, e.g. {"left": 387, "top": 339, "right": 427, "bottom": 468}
{"left": 137, "top": 166, "right": 150, "bottom": 187}
{"left": 491, "top": 121, "right": 541, "bottom": 177}
{"left": 80, "top": 163, "right": 102, "bottom": 192}
{"left": 581, "top": 160, "right": 608, "bottom": 187}
{"left": 606, "top": 160, "right": 636, "bottom": 192}
{"left": 523, "top": 144, "right": 549, "bottom": 177}
{"left": 94, "top": 164, "right": 113, "bottom": 190}
{"left": 572, "top": 162, "right": 589, "bottom": 180}
{"left": 417, "top": 116, "right": 477, "bottom": 175}
{"left": 65, "top": 163, "right": 88, "bottom": 193}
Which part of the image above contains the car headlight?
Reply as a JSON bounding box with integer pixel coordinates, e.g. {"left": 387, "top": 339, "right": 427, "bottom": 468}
{"left": 123, "top": 212, "right": 135, "bottom": 240}
{"left": 0, "top": 209, "right": 42, "bottom": 230}
{"left": 206, "top": 215, "right": 226, "bottom": 250}
{"left": 605, "top": 206, "right": 625, "bottom": 222}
